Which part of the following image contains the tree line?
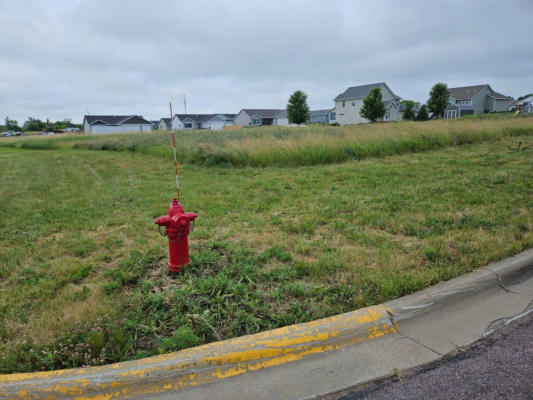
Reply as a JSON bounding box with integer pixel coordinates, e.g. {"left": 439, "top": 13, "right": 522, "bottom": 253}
{"left": 0, "top": 117, "right": 82, "bottom": 132}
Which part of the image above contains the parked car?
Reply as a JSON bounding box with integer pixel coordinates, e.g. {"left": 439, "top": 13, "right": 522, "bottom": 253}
{"left": 1, "top": 131, "right": 23, "bottom": 137}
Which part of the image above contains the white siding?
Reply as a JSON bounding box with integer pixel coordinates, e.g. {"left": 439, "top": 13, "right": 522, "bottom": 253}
{"left": 335, "top": 98, "right": 367, "bottom": 125}
{"left": 171, "top": 116, "right": 183, "bottom": 130}
{"left": 275, "top": 117, "right": 289, "bottom": 126}
{"left": 207, "top": 120, "right": 225, "bottom": 130}
{"left": 89, "top": 124, "right": 152, "bottom": 134}
{"left": 234, "top": 110, "right": 252, "bottom": 127}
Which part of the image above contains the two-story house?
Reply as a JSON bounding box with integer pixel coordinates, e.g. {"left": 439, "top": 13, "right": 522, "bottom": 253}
{"left": 332, "top": 82, "right": 402, "bottom": 125}
{"left": 444, "top": 85, "right": 513, "bottom": 118}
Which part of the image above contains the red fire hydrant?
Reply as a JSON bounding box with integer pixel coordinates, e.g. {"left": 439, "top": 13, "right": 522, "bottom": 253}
{"left": 155, "top": 198, "right": 197, "bottom": 274}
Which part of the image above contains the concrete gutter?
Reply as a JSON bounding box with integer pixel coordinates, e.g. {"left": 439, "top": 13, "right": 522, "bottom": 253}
{"left": 385, "top": 248, "right": 533, "bottom": 321}
{"left": 1, "top": 248, "right": 532, "bottom": 400}
{"left": 0, "top": 306, "right": 397, "bottom": 399}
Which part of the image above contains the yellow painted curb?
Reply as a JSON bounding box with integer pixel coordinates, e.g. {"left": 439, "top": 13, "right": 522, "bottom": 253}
{"left": 0, "top": 305, "right": 398, "bottom": 399}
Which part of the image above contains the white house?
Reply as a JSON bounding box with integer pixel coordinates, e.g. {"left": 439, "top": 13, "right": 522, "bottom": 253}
{"left": 83, "top": 115, "right": 152, "bottom": 134}
{"left": 159, "top": 118, "right": 172, "bottom": 130}
{"left": 512, "top": 94, "right": 533, "bottom": 114}
{"left": 233, "top": 109, "right": 288, "bottom": 127}
{"left": 333, "top": 82, "right": 402, "bottom": 125}
{"left": 171, "top": 114, "right": 235, "bottom": 130}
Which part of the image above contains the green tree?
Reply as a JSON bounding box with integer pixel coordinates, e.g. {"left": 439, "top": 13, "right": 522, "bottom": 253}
{"left": 402, "top": 101, "right": 416, "bottom": 121}
{"left": 416, "top": 104, "right": 429, "bottom": 121}
{"left": 287, "top": 90, "right": 310, "bottom": 125}
{"left": 23, "top": 117, "right": 46, "bottom": 131}
{"left": 4, "top": 117, "right": 20, "bottom": 131}
{"left": 401, "top": 100, "right": 421, "bottom": 109}
{"left": 360, "top": 87, "right": 386, "bottom": 123}
{"left": 427, "top": 83, "right": 449, "bottom": 118}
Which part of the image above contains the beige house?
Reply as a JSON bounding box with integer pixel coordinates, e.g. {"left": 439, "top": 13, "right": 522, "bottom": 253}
{"left": 332, "top": 82, "right": 402, "bottom": 125}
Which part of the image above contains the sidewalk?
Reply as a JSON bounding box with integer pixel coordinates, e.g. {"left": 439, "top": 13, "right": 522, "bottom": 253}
{"left": 1, "top": 249, "right": 532, "bottom": 400}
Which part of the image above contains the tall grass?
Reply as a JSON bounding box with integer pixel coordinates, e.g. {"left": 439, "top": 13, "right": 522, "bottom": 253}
{"left": 4, "top": 116, "right": 533, "bottom": 167}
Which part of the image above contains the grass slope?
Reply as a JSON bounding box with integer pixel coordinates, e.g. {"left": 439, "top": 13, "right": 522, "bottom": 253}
{"left": 0, "top": 135, "right": 532, "bottom": 373}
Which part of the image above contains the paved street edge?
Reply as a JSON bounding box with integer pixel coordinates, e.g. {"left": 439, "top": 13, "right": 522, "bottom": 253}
{"left": 1, "top": 248, "right": 532, "bottom": 399}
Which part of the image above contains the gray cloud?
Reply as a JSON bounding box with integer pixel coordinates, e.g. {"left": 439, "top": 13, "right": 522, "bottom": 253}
{"left": 1, "top": 0, "right": 532, "bottom": 124}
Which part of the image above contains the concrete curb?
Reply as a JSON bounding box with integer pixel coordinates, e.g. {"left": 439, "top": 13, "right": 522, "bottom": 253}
{"left": 1, "top": 248, "right": 532, "bottom": 399}
{"left": 385, "top": 248, "right": 533, "bottom": 321}
{"left": 0, "top": 306, "right": 397, "bottom": 400}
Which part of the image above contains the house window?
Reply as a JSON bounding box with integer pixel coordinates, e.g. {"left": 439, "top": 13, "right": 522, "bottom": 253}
{"left": 184, "top": 122, "right": 193, "bottom": 129}
{"left": 330, "top": 112, "right": 336, "bottom": 121}
{"left": 342, "top": 101, "right": 345, "bottom": 107}
{"left": 252, "top": 118, "right": 260, "bottom": 125}
{"left": 352, "top": 101, "right": 355, "bottom": 107}
{"left": 385, "top": 111, "right": 390, "bottom": 119}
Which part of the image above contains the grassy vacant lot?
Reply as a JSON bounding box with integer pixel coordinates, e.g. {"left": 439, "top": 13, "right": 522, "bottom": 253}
{"left": 0, "top": 121, "right": 532, "bottom": 373}
{"left": 2, "top": 115, "right": 533, "bottom": 166}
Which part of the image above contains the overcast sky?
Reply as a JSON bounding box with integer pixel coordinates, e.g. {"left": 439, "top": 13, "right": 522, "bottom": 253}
{"left": 1, "top": 0, "right": 532, "bottom": 124}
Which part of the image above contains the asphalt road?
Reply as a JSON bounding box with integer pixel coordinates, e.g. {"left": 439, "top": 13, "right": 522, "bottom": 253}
{"left": 323, "top": 312, "right": 533, "bottom": 400}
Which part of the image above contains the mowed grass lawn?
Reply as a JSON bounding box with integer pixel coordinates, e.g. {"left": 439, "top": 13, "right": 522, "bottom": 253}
{"left": 0, "top": 135, "right": 532, "bottom": 372}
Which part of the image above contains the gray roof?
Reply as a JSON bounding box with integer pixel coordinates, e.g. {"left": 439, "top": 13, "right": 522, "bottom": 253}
{"left": 160, "top": 118, "right": 171, "bottom": 124}
{"left": 84, "top": 115, "right": 150, "bottom": 125}
{"left": 174, "top": 114, "right": 217, "bottom": 122}
{"left": 490, "top": 91, "right": 513, "bottom": 100}
{"left": 241, "top": 109, "right": 286, "bottom": 118}
{"left": 448, "top": 85, "right": 512, "bottom": 100}
{"left": 334, "top": 82, "right": 393, "bottom": 101}
{"left": 448, "top": 85, "right": 489, "bottom": 100}
{"left": 310, "top": 109, "right": 330, "bottom": 117}
{"left": 174, "top": 114, "right": 236, "bottom": 122}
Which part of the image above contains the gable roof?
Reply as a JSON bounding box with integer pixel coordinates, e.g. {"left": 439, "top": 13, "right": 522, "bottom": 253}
{"left": 83, "top": 115, "right": 150, "bottom": 126}
{"left": 160, "top": 118, "right": 171, "bottom": 124}
{"left": 447, "top": 85, "right": 490, "bottom": 100}
{"left": 489, "top": 91, "right": 513, "bottom": 100}
{"left": 334, "top": 82, "right": 399, "bottom": 101}
{"left": 310, "top": 109, "right": 330, "bottom": 117}
{"left": 241, "top": 109, "right": 286, "bottom": 119}
{"left": 173, "top": 114, "right": 235, "bottom": 123}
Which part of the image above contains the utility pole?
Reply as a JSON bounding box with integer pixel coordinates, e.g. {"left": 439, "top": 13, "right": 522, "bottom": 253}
{"left": 183, "top": 95, "right": 187, "bottom": 114}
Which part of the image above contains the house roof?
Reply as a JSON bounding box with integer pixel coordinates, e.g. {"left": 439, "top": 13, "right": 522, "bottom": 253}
{"left": 160, "top": 118, "right": 171, "bottom": 124}
{"left": 241, "top": 109, "right": 286, "bottom": 119}
{"left": 447, "top": 85, "right": 490, "bottom": 100}
{"left": 221, "top": 114, "right": 236, "bottom": 120}
{"left": 174, "top": 114, "right": 217, "bottom": 122}
{"left": 310, "top": 109, "right": 330, "bottom": 117}
{"left": 489, "top": 91, "right": 513, "bottom": 100}
{"left": 334, "top": 82, "right": 400, "bottom": 101}
{"left": 83, "top": 115, "right": 150, "bottom": 125}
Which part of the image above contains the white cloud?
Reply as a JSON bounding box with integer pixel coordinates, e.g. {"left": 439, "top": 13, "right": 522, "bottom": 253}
{"left": 0, "top": 0, "right": 532, "bottom": 123}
